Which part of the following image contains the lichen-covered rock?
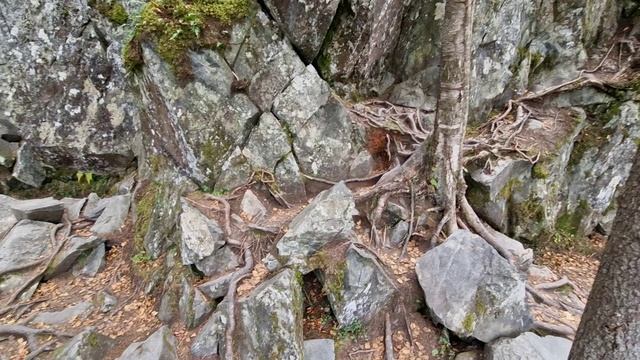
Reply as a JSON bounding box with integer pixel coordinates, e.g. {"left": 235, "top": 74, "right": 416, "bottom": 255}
{"left": 195, "top": 246, "right": 239, "bottom": 277}
{"left": 235, "top": 268, "right": 304, "bottom": 359}
{"left": 179, "top": 199, "right": 225, "bottom": 266}
{"left": 191, "top": 300, "right": 231, "bottom": 358}
{"left": 263, "top": 0, "right": 340, "bottom": 62}
{"left": 322, "top": 245, "right": 396, "bottom": 327}
{"left": 91, "top": 194, "right": 131, "bottom": 236}
{"left": 0, "top": 139, "right": 17, "bottom": 168}
{"left": 240, "top": 190, "right": 267, "bottom": 221}
{"left": 273, "top": 65, "right": 373, "bottom": 181}
{"left": 415, "top": 230, "right": 531, "bottom": 342}
{"left": 485, "top": 332, "right": 572, "bottom": 360}
{"left": 275, "top": 182, "right": 357, "bottom": 273}
{"left": 53, "top": 327, "right": 113, "bottom": 360}
{"left": 0, "top": 1, "right": 137, "bottom": 175}
{"left": 45, "top": 235, "right": 105, "bottom": 279}
{"left": 9, "top": 197, "right": 64, "bottom": 223}
{"left": 274, "top": 153, "right": 307, "bottom": 203}
{"left": 179, "top": 279, "right": 213, "bottom": 329}
{"left": 11, "top": 144, "right": 46, "bottom": 188}
{"left": 242, "top": 113, "right": 292, "bottom": 173}
{"left": 118, "top": 326, "right": 178, "bottom": 360}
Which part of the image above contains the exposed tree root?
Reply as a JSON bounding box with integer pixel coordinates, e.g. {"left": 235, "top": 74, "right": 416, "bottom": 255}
{"left": 224, "top": 249, "right": 254, "bottom": 360}
{"left": 25, "top": 338, "right": 58, "bottom": 360}
{"left": 0, "top": 324, "right": 73, "bottom": 353}
{"left": 459, "top": 195, "right": 512, "bottom": 261}
{"left": 301, "top": 171, "right": 385, "bottom": 186}
{"left": 399, "top": 183, "right": 415, "bottom": 258}
{"left": 533, "top": 320, "right": 576, "bottom": 338}
{"left": 384, "top": 313, "right": 395, "bottom": 360}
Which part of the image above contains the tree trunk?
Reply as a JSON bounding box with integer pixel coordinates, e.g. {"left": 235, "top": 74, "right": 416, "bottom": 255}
{"left": 569, "top": 151, "right": 640, "bottom": 359}
{"left": 426, "top": 0, "right": 474, "bottom": 234}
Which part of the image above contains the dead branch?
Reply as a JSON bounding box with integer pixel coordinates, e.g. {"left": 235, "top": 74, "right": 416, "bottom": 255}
{"left": 400, "top": 304, "right": 414, "bottom": 349}
{"left": 429, "top": 213, "right": 449, "bottom": 248}
{"left": 384, "top": 313, "right": 395, "bottom": 360}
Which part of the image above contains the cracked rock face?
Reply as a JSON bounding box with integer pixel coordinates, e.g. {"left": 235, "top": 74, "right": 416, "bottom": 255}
{"left": 415, "top": 230, "right": 532, "bottom": 342}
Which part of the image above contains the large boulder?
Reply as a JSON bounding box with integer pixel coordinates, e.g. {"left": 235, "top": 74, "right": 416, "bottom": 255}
{"left": 9, "top": 197, "right": 65, "bottom": 223}
{"left": 275, "top": 182, "right": 357, "bottom": 273}
{"left": 321, "top": 245, "right": 397, "bottom": 327}
{"left": 0, "top": 1, "right": 137, "bottom": 175}
{"left": 485, "top": 332, "right": 572, "bottom": 360}
{"left": 415, "top": 230, "right": 531, "bottom": 342}
{"left": 53, "top": 327, "right": 113, "bottom": 360}
{"left": 0, "top": 195, "right": 18, "bottom": 238}
{"left": 235, "top": 268, "right": 304, "bottom": 359}
{"left": 118, "top": 326, "right": 178, "bottom": 360}
{"left": 272, "top": 65, "right": 373, "bottom": 181}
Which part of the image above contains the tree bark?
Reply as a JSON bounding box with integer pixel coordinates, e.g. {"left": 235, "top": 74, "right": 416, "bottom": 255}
{"left": 569, "top": 151, "right": 640, "bottom": 359}
{"left": 426, "top": 0, "right": 474, "bottom": 233}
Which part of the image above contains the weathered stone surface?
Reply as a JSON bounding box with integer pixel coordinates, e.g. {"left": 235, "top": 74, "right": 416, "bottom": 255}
{"left": 45, "top": 236, "right": 104, "bottom": 279}
{"left": 263, "top": 0, "right": 340, "bottom": 62}
{"left": 415, "top": 230, "right": 531, "bottom": 342}
{"left": 0, "top": 220, "right": 53, "bottom": 280}
{"left": 191, "top": 300, "right": 230, "bottom": 358}
{"left": 304, "top": 339, "right": 336, "bottom": 360}
{"left": 11, "top": 144, "right": 46, "bottom": 188}
{"left": 53, "top": 327, "right": 113, "bottom": 360}
{"left": 236, "top": 268, "right": 304, "bottom": 359}
{"left": 0, "top": 139, "right": 17, "bottom": 168}
{"left": 72, "top": 243, "right": 106, "bottom": 277}
{"left": 60, "top": 197, "right": 87, "bottom": 221}
{"left": 273, "top": 65, "right": 372, "bottom": 180}
{"left": 198, "top": 272, "right": 235, "bottom": 300}
{"left": 1, "top": 1, "right": 137, "bottom": 174}
{"left": 30, "top": 301, "right": 93, "bottom": 325}
{"left": 195, "top": 245, "right": 239, "bottom": 277}
{"left": 215, "top": 147, "right": 253, "bottom": 192}
{"left": 179, "top": 199, "right": 225, "bottom": 266}
{"left": 118, "top": 326, "right": 178, "bottom": 360}
{"left": 243, "top": 112, "right": 291, "bottom": 173}
{"left": 0, "top": 119, "right": 21, "bottom": 142}
{"left": 96, "top": 290, "right": 118, "bottom": 313}
{"left": 455, "top": 350, "right": 483, "bottom": 360}
{"left": 0, "top": 195, "right": 18, "bottom": 238}
{"left": 179, "top": 280, "right": 213, "bottom": 329}
{"left": 91, "top": 194, "right": 130, "bottom": 236}
{"left": 322, "top": 245, "right": 396, "bottom": 326}
{"left": 83, "top": 193, "right": 106, "bottom": 220}
{"left": 10, "top": 197, "right": 65, "bottom": 223}
{"left": 485, "top": 332, "right": 572, "bottom": 360}
{"left": 389, "top": 220, "right": 409, "bottom": 247}
{"left": 241, "top": 190, "right": 267, "bottom": 221}
{"left": 275, "top": 182, "right": 357, "bottom": 272}
{"left": 274, "top": 153, "right": 307, "bottom": 203}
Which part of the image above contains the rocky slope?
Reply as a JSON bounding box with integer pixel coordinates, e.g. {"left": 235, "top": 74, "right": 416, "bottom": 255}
{"left": 0, "top": 0, "right": 638, "bottom": 359}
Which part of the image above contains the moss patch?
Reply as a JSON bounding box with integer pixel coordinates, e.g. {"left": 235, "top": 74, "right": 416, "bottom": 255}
{"left": 8, "top": 171, "right": 118, "bottom": 199}
{"left": 531, "top": 162, "right": 550, "bottom": 179}
{"left": 90, "top": 0, "right": 129, "bottom": 25}
{"left": 123, "top": 0, "right": 254, "bottom": 81}
{"left": 134, "top": 182, "right": 160, "bottom": 254}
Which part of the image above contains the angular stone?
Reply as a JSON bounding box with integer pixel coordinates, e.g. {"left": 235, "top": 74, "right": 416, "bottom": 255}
{"left": 455, "top": 350, "right": 483, "bottom": 360}
{"left": 236, "top": 269, "right": 304, "bottom": 359}
{"left": 0, "top": 195, "right": 18, "bottom": 238}
{"left": 30, "top": 301, "right": 93, "bottom": 325}
{"left": 179, "top": 199, "right": 225, "bottom": 266}
{"left": 45, "top": 235, "right": 104, "bottom": 279}
{"left": 82, "top": 193, "right": 106, "bottom": 220}
{"left": 0, "top": 220, "right": 53, "bottom": 277}
{"left": 389, "top": 220, "right": 409, "bottom": 247}
{"left": 195, "top": 245, "right": 239, "bottom": 277}
{"left": 191, "top": 300, "right": 230, "bottom": 358}
{"left": 0, "top": 119, "right": 21, "bottom": 143}
{"left": 274, "top": 153, "right": 307, "bottom": 203}
{"left": 263, "top": 0, "right": 340, "bottom": 61}
{"left": 11, "top": 144, "right": 46, "bottom": 188}
{"left": 415, "top": 230, "right": 531, "bottom": 342}
{"left": 215, "top": 147, "right": 253, "bottom": 192}
{"left": 53, "top": 327, "right": 113, "bottom": 360}
{"left": 60, "top": 197, "right": 87, "bottom": 221}
{"left": 242, "top": 112, "right": 291, "bottom": 172}
{"left": 10, "top": 197, "right": 64, "bottom": 223}
{"left": 72, "top": 243, "right": 106, "bottom": 278}
{"left": 198, "top": 272, "right": 235, "bottom": 299}
{"left": 273, "top": 65, "right": 372, "bottom": 181}
{"left": 91, "top": 194, "right": 131, "bottom": 236}
{"left": 304, "top": 339, "right": 336, "bottom": 360}
{"left": 179, "top": 279, "right": 213, "bottom": 329}
{"left": 275, "top": 182, "right": 356, "bottom": 273}
{"left": 322, "top": 245, "right": 397, "bottom": 326}
{"left": 485, "top": 332, "right": 572, "bottom": 360}
{"left": 0, "top": 139, "right": 17, "bottom": 168}
{"left": 240, "top": 190, "right": 267, "bottom": 221}
{"left": 118, "top": 326, "right": 178, "bottom": 360}
{"left": 96, "top": 290, "right": 118, "bottom": 313}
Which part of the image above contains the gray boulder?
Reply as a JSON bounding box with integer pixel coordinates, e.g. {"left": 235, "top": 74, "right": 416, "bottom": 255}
{"left": 45, "top": 235, "right": 105, "bottom": 279}
{"left": 274, "top": 153, "right": 307, "bottom": 203}
{"left": 10, "top": 197, "right": 65, "bottom": 223}
{"left": 53, "top": 327, "right": 113, "bottom": 360}
{"left": 72, "top": 243, "right": 106, "bottom": 277}
{"left": 191, "top": 300, "right": 231, "bottom": 358}
{"left": 415, "top": 230, "right": 531, "bottom": 342}
{"left": 118, "top": 326, "right": 178, "bottom": 360}
{"left": 242, "top": 112, "right": 292, "bottom": 174}
{"left": 91, "top": 194, "right": 131, "bottom": 236}
{"left": 179, "top": 280, "right": 213, "bottom": 329}
{"left": 235, "top": 268, "right": 304, "bottom": 359}
{"left": 195, "top": 246, "right": 239, "bottom": 277}
{"left": 322, "top": 245, "right": 396, "bottom": 326}
{"left": 11, "top": 143, "right": 46, "bottom": 188}
{"left": 0, "top": 195, "right": 17, "bottom": 238}
{"left": 60, "top": 197, "right": 87, "bottom": 221}
{"left": 263, "top": 0, "right": 340, "bottom": 61}
{"left": 30, "top": 301, "right": 93, "bottom": 325}
{"left": 240, "top": 190, "right": 267, "bottom": 221}
{"left": 272, "top": 65, "right": 373, "bottom": 181}
{"left": 275, "top": 182, "right": 357, "bottom": 273}
{"left": 485, "top": 332, "right": 572, "bottom": 360}
{"left": 179, "top": 199, "right": 226, "bottom": 268}
{"left": 82, "top": 193, "right": 106, "bottom": 220}
{"left": 304, "top": 339, "right": 336, "bottom": 360}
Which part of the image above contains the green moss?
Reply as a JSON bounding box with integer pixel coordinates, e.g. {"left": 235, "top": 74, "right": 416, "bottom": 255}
{"left": 462, "top": 312, "right": 476, "bottom": 333}
{"left": 90, "top": 0, "right": 129, "bottom": 25}
{"left": 336, "top": 320, "right": 364, "bottom": 341}
{"left": 123, "top": 0, "right": 254, "bottom": 80}
{"left": 499, "top": 178, "right": 522, "bottom": 200}
{"left": 512, "top": 196, "right": 545, "bottom": 223}
{"left": 87, "top": 332, "right": 99, "bottom": 347}
{"left": 531, "top": 162, "right": 550, "bottom": 179}
{"left": 134, "top": 183, "right": 160, "bottom": 253}
{"left": 466, "top": 184, "right": 490, "bottom": 207}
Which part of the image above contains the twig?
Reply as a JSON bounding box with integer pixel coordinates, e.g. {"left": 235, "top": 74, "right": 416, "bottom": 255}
{"left": 385, "top": 313, "right": 395, "bottom": 360}
{"left": 401, "top": 304, "right": 414, "bottom": 349}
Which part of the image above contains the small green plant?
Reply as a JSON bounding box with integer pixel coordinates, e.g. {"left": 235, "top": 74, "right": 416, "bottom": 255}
{"left": 89, "top": 0, "right": 129, "bottom": 25}
{"left": 76, "top": 171, "right": 94, "bottom": 184}
{"left": 132, "top": 251, "right": 152, "bottom": 264}
{"left": 336, "top": 321, "right": 364, "bottom": 341}
{"left": 431, "top": 329, "right": 454, "bottom": 359}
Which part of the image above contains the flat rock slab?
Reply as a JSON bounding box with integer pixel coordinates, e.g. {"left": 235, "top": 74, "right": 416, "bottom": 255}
{"left": 415, "top": 229, "right": 531, "bottom": 342}
{"left": 485, "top": 332, "right": 572, "bottom": 360}
{"left": 0, "top": 219, "right": 53, "bottom": 274}
{"left": 304, "top": 339, "right": 335, "bottom": 360}
{"left": 10, "top": 197, "right": 64, "bottom": 223}
{"left": 60, "top": 197, "right": 87, "bottom": 221}
{"left": 0, "top": 195, "right": 18, "bottom": 238}
{"left": 30, "top": 301, "right": 93, "bottom": 325}
{"left": 118, "top": 326, "right": 178, "bottom": 360}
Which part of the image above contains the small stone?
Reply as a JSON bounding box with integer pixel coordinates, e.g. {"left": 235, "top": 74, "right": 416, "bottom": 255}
{"left": 11, "top": 144, "right": 46, "bottom": 188}
{"left": 485, "top": 332, "right": 572, "bottom": 360}
{"left": 96, "top": 291, "right": 118, "bottom": 313}
{"left": 45, "top": 236, "right": 104, "bottom": 279}
{"left": 53, "top": 327, "right": 113, "bottom": 360}
{"left": 240, "top": 190, "right": 267, "bottom": 221}
{"left": 72, "top": 243, "right": 106, "bottom": 277}
{"left": 29, "top": 302, "right": 93, "bottom": 325}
